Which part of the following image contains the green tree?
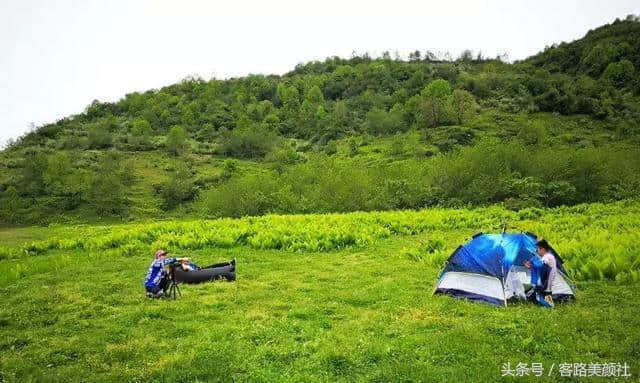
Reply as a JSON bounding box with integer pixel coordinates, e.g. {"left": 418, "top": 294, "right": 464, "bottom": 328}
{"left": 265, "top": 145, "right": 299, "bottom": 173}
{"left": 420, "top": 79, "right": 452, "bottom": 128}
{"left": 602, "top": 59, "right": 635, "bottom": 88}
{"left": 518, "top": 121, "right": 546, "bottom": 145}
{"left": 181, "top": 101, "right": 199, "bottom": 131}
{"left": 389, "top": 133, "right": 405, "bottom": 156}
{"left": 276, "top": 84, "right": 300, "bottom": 134}
{"left": 20, "top": 151, "right": 48, "bottom": 196}
{"left": 365, "top": 108, "right": 389, "bottom": 135}
{"left": 129, "top": 117, "right": 152, "bottom": 149}
{"left": 86, "top": 154, "right": 128, "bottom": 216}
{"left": 198, "top": 123, "right": 215, "bottom": 142}
{"left": 43, "top": 152, "right": 72, "bottom": 195}
{"left": 324, "top": 140, "right": 338, "bottom": 155}
{"left": 330, "top": 101, "right": 350, "bottom": 133}
{"left": 451, "top": 89, "right": 477, "bottom": 124}
{"left": 219, "top": 124, "right": 279, "bottom": 159}
{"left": 157, "top": 162, "right": 196, "bottom": 209}
{"left": 0, "top": 186, "right": 22, "bottom": 223}
{"left": 221, "top": 159, "right": 238, "bottom": 179}
{"left": 263, "top": 113, "right": 281, "bottom": 132}
{"left": 87, "top": 121, "right": 113, "bottom": 149}
{"left": 299, "top": 85, "right": 326, "bottom": 137}
{"left": 388, "top": 103, "right": 408, "bottom": 133}
{"left": 166, "top": 125, "right": 188, "bottom": 156}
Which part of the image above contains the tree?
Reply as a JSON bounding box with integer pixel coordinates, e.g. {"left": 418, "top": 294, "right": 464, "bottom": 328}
{"left": 20, "top": 151, "right": 48, "bottom": 196}
{"left": 166, "top": 125, "right": 188, "bottom": 156}
{"left": 389, "top": 133, "right": 405, "bottom": 156}
{"left": 324, "top": 140, "right": 338, "bottom": 155}
{"left": 86, "top": 154, "right": 128, "bottom": 216}
{"left": 265, "top": 145, "right": 299, "bottom": 173}
{"left": 364, "top": 108, "right": 389, "bottom": 135}
{"left": 299, "top": 85, "right": 326, "bottom": 137}
{"left": 219, "top": 124, "right": 279, "bottom": 159}
{"left": 276, "top": 84, "right": 301, "bottom": 134}
{"left": 330, "top": 101, "right": 351, "bottom": 135}
{"left": 388, "top": 103, "right": 408, "bottom": 133}
{"left": 451, "top": 89, "right": 477, "bottom": 124}
{"left": 129, "top": 117, "right": 152, "bottom": 149}
{"left": 87, "top": 121, "right": 113, "bottom": 149}
{"left": 263, "top": 113, "right": 281, "bottom": 132}
{"left": 43, "top": 152, "right": 72, "bottom": 195}
{"left": 518, "top": 121, "right": 546, "bottom": 145}
{"left": 420, "top": 79, "right": 452, "bottom": 128}
{"left": 602, "top": 59, "right": 635, "bottom": 88}
{"left": 181, "top": 101, "right": 199, "bottom": 132}
{"left": 198, "top": 123, "right": 215, "bottom": 142}
{"left": 0, "top": 186, "right": 22, "bottom": 223}
{"left": 157, "top": 162, "right": 196, "bottom": 209}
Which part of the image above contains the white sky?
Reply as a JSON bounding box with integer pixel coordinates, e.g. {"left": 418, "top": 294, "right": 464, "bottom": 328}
{"left": 1, "top": 0, "right": 639, "bottom": 146}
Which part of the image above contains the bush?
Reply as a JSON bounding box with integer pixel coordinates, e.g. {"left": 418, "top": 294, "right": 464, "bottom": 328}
{"left": 517, "top": 121, "right": 546, "bottom": 145}
{"left": 220, "top": 159, "right": 239, "bottom": 180}
{"left": 388, "top": 134, "right": 405, "bottom": 156}
{"left": 0, "top": 186, "right": 23, "bottom": 223}
{"left": 324, "top": 140, "right": 338, "bottom": 155}
{"left": 128, "top": 118, "right": 153, "bottom": 150}
{"left": 156, "top": 162, "right": 197, "bottom": 210}
{"left": 219, "top": 124, "right": 279, "bottom": 159}
{"left": 265, "top": 145, "right": 300, "bottom": 173}
{"left": 201, "top": 172, "right": 289, "bottom": 217}
{"left": 87, "top": 122, "right": 113, "bottom": 149}
{"left": 85, "top": 154, "right": 128, "bottom": 216}
{"left": 166, "top": 125, "right": 189, "bottom": 156}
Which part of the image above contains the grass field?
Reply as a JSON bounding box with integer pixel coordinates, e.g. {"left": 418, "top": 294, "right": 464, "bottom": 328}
{"left": 1, "top": 203, "right": 639, "bottom": 382}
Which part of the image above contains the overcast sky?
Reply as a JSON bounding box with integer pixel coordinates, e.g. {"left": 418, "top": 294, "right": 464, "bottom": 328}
{"left": 1, "top": 0, "right": 638, "bottom": 146}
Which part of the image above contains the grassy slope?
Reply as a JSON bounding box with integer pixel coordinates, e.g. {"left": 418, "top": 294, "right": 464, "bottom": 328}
{"left": 1, "top": 206, "right": 638, "bottom": 382}
{"left": 1, "top": 109, "right": 634, "bottom": 225}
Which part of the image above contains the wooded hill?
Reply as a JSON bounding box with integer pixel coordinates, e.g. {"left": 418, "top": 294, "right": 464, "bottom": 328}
{"left": 1, "top": 16, "right": 639, "bottom": 224}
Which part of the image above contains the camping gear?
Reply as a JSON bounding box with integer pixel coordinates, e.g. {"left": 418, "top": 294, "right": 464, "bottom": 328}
{"left": 173, "top": 258, "right": 236, "bottom": 284}
{"left": 167, "top": 263, "right": 182, "bottom": 299}
{"left": 433, "top": 232, "right": 575, "bottom": 307}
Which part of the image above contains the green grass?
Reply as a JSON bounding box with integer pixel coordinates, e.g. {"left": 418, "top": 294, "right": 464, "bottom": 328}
{"left": 0, "top": 205, "right": 639, "bottom": 382}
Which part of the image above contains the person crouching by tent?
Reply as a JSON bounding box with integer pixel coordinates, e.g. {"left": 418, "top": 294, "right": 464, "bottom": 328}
{"left": 524, "top": 239, "right": 557, "bottom": 307}
{"left": 144, "top": 250, "right": 190, "bottom": 298}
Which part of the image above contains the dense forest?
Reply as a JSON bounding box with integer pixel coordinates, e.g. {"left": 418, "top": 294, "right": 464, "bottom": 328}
{"left": 1, "top": 16, "right": 640, "bottom": 224}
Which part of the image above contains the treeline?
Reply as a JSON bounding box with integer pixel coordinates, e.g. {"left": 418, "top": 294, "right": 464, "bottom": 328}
{"left": 2, "top": 138, "right": 640, "bottom": 223}
{"left": 199, "top": 139, "right": 640, "bottom": 217}
{"left": 0, "top": 151, "right": 132, "bottom": 223}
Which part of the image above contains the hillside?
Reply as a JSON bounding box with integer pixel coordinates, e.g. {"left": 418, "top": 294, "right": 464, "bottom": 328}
{"left": 1, "top": 18, "right": 640, "bottom": 224}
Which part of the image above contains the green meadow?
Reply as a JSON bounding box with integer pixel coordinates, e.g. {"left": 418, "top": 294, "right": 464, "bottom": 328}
{"left": 1, "top": 202, "right": 638, "bottom": 382}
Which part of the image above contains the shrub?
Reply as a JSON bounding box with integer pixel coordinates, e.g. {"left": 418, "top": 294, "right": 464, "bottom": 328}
{"left": 219, "top": 124, "right": 279, "bottom": 159}
{"left": 324, "top": 140, "right": 338, "bottom": 155}
{"left": 87, "top": 122, "right": 113, "bottom": 149}
{"left": 166, "top": 125, "right": 189, "bottom": 156}
{"left": 156, "top": 162, "right": 197, "bottom": 210}
{"left": 266, "top": 145, "right": 299, "bottom": 173}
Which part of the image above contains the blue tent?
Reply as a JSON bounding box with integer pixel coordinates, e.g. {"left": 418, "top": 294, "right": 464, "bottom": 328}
{"left": 434, "top": 232, "right": 576, "bottom": 306}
